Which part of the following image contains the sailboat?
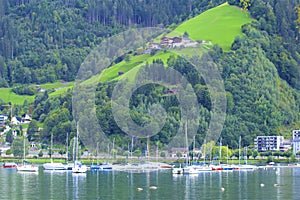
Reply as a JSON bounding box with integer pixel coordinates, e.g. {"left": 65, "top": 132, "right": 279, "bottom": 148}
{"left": 64, "top": 132, "right": 73, "bottom": 170}
{"left": 221, "top": 145, "right": 233, "bottom": 170}
{"left": 172, "top": 122, "right": 188, "bottom": 175}
{"left": 196, "top": 139, "right": 212, "bottom": 172}
{"left": 72, "top": 124, "right": 87, "bottom": 173}
{"left": 234, "top": 136, "right": 258, "bottom": 170}
{"left": 181, "top": 122, "right": 199, "bottom": 174}
{"left": 43, "top": 132, "right": 66, "bottom": 170}
{"left": 17, "top": 133, "right": 38, "bottom": 172}
{"left": 211, "top": 138, "right": 223, "bottom": 171}
{"left": 90, "top": 142, "right": 112, "bottom": 171}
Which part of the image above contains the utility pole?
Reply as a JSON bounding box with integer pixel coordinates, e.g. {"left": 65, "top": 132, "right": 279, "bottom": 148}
{"left": 2, "top": 102, "right": 12, "bottom": 120}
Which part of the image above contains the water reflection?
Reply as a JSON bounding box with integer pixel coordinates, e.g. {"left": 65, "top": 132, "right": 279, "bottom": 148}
{"left": 1, "top": 167, "right": 300, "bottom": 199}
{"left": 72, "top": 173, "right": 87, "bottom": 199}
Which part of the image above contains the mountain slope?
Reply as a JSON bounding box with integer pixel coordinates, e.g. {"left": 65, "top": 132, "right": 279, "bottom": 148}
{"left": 170, "top": 2, "right": 253, "bottom": 51}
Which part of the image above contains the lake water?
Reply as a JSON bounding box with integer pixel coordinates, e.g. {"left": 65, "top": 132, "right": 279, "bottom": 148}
{"left": 1, "top": 166, "right": 300, "bottom": 200}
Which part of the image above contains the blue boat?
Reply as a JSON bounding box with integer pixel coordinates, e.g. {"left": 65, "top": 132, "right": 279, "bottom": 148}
{"left": 90, "top": 164, "right": 112, "bottom": 171}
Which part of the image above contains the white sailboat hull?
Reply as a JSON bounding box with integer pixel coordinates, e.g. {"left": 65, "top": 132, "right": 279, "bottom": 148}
{"left": 172, "top": 167, "right": 184, "bottom": 174}
{"left": 17, "top": 165, "right": 39, "bottom": 172}
{"left": 43, "top": 163, "right": 66, "bottom": 170}
{"left": 72, "top": 165, "right": 87, "bottom": 173}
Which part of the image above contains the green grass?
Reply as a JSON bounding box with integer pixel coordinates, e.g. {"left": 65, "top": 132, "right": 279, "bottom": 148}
{"left": 113, "top": 51, "right": 175, "bottom": 82}
{"left": 0, "top": 88, "right": 35, "bottom": 105}
{"left": 81, "top": 51, "right": 176, "bottom": 85}
{"left": 0, "top": 81, "right": 74, "bottom": 105}
{"left": 100, "top": 54, "right": 152, "bottom": 82}
{"left": 39, "top": 82, "right": 66, "bottom": 90}
{"left": 169, "top": 2, "right": 253, "bottom": 51}
{"left": 81, "top": 54, "right": 151, "bottom": 85}
{"left": 49, "top": 85, "right": 73, "bottom": 97}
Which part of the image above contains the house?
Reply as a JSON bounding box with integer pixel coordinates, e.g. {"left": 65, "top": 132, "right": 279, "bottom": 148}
{"left": 22, "top": 114, "right": 32, "bottom": 124}
{"left": 148, "top": 42, "right": 161, "bottom": 49}
{"left": 172, "top": 37, "right": 182, "bottom": 43}
{"left": 0, "top": 114, "right": 8, "bottom": 126}
{"left": 169, "top": 147, "right": 188, "bottom": 158}
{"left": 11, "top": 116, "right": 21, "bottom": 125}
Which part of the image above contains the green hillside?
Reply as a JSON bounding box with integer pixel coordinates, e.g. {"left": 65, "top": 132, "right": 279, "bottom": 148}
{"left": 170, "top": 2, "right": 253, "bottom": 51}
{"left": 0, "top": 88, "right": 35, "bottom": 104}
{"left": 83, "top": 2, "right": 252, "bottom": 86}
{"left": 0, "top": 82, "right": 73, "bottom": 105}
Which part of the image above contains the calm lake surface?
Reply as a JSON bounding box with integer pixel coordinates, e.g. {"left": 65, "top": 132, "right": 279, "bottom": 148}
{"left": 1, "top": 166, "right": 300, "bottom": 200}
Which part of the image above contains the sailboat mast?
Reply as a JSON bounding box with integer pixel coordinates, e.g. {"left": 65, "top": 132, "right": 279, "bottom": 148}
{"left": 227, "top": 145, "right": 229, "bottom": 164}
{"left": 245, "top": 146, "right": 247, "bottom": 164}
{"left": 219, "top": 138, "right": 222, "bottom": 165}
{"left": 96, "top": 142, "right": 99, "bottom": 165}
{"left": 185, "top": 121, "right": 189, "bottom": 166}
{"left": 203, "top": 139, "right": 206, "bottom": 164}
{"left": 66, "top": 132, "right": 69, "bottom": 163}
{"left": 76, "top": 126, "right": 79, "bottom": 162}
{"left": 50, "top": 130, "right": 53, "bottom": 160}
{"left": 239, "top": 136, "right": 241, "bottom": 166}
{"left": 147, "top": 136, "right": 150, "bottom": 160}
{"left": 193, "top": 135, "right": 195, "bottom": 161}
{"left": 23, "top": 132, "right": 25, "bottom": 163}
{"left": 131, "top": 137, "right": 133, "bottom": 159}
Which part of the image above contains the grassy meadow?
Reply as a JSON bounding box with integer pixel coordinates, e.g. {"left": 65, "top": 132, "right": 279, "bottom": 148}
{"left": 170, "top": 2, "right": 253, "bottom": 51}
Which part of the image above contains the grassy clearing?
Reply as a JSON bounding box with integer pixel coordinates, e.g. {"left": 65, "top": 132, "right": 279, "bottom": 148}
{"left": 0, "top": 88, "right": 35, "bottom": 105}
{"left": 81, "top": 54, "right": 151, "bottom": 86}
{"left": 0, "top": 81, "right": 74, "bottom": 105}
{"left": 38, "top": 82, "right": 66, "bottom": 90}
{"left": 114, "top": 51, "right": 175, "bottom": 82}
{"left": 100, "top": 54, "right": 152, "bottom": 82}
{"left": 169, "top": 2, "right": 253, "bottom": 51}
{"left": 49, "top": 86, "right": 73, "bottom": 97}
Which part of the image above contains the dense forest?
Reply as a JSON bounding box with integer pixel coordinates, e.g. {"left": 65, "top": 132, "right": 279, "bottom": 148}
{"left": 0, "top": 0, "right": 299, "bottom": 154}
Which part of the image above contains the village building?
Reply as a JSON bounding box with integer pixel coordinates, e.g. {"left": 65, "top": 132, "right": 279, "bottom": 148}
{"left": 11, "top": 116, "right": 21, "bottom": 125}
{"left": 254, "top": 135, "right": 291, "bottom": 152}
{"left": 22, "top": 114, "right": 32, "bottom": 124}
{"left": 292, "top": 130, "right": 300, "bottom": 155}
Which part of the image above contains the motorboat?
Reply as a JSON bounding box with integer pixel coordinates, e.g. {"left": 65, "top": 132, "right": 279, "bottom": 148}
{"left": 3, "top": 162, "right": 17, "bottom": 169}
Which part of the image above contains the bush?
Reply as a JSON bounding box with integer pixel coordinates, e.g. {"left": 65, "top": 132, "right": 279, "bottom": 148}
{"left": 12, "top": 85, "right": 38, "bottom": 96}
{"left": 38, "top": 150, "right": 43, "bottom": 157}
{"left": 5, "top": 149, "right": 12, "bottom": 155}
{"left": 160, "top": 151, "right": 166, "bottom": 157}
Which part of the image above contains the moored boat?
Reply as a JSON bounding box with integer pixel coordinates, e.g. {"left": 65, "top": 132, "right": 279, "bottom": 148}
{"left": 3, "top": 162, "right": 17, "bottom": 169}
{"left": 72, "top": 161, "right": 88, "bottom": 173}
{"left": 43, "top": 162, "right": 66, "bottom": 170}
{"left": 183, "top": 165, "right": 199, "bottom": 174}
{"left": 17, "top": 164, "right": 39, "bottom": 172}
{"left": 17, "top": 132, "right": 39, "bottom": 173}
{"left": 236, "top": 164, "right": 258, "bottom": 170}
{"left": 211, "top": 165, "right": 223, "bottom": 170}
{"left": 172, "top": 167, "right": 184, "bottom": 174}
{"left": 221, "top": 164, "right": 234, "bottom": 171}
{"left": 90, "top": 164, "right": 113, "bottom": 171}
{"left": 71, "top": 125, "right": 87, "bottom": 173}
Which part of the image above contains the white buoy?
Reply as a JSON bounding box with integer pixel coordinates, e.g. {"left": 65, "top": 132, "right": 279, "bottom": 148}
{"left": 274, "top": 184, "right": 279, "bottom": 187}
{"left": 221, "top": 187, "right": 225, "bottom": 192}
{"left": 137, "top": 188, "right": 143, "bottom": 191}
{"left": 149, "top": 186, "right": 157, "bottom": 190}
{"left": 260, "top": 183, "right": 265, "bottom": 187}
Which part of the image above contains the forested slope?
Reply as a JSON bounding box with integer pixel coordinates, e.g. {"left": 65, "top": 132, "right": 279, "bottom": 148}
{"left": 0, "top": 0, "right": 299, "bottom": 151}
